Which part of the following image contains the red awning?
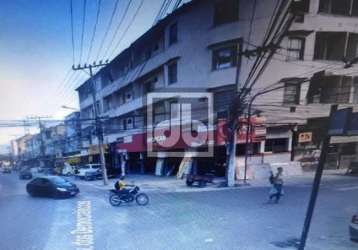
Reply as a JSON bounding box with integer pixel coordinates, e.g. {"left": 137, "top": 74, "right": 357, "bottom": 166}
{"left": 116, "top": 117, "right": 266, "bottom": 152}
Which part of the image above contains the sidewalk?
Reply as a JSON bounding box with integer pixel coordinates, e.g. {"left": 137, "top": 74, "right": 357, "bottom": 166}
{"left": 66, "top": 169, "right": 355, "bottom": 193}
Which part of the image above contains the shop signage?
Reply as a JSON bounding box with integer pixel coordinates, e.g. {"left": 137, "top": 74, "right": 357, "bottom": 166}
{"left": 298, "top": 132, "right": 312, "bottom": 143}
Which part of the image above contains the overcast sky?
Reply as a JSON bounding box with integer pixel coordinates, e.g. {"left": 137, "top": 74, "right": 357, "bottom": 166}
{"left": 0, "top": 0, "right": 178, "bottom": 146}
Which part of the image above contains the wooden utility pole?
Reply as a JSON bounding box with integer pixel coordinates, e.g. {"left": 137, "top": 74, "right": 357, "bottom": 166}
{"left": 72, "top": 61, "right": 110, "bottom": 185}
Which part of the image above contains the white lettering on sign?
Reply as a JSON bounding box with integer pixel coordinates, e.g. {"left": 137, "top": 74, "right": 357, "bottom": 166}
{"left": 123, "top": 136, "right": 133, "bottom": 143}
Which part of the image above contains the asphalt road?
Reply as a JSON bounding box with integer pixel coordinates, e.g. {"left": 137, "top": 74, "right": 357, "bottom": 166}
{"left": 0, "top": 172, "right": 357, "bottom": 250}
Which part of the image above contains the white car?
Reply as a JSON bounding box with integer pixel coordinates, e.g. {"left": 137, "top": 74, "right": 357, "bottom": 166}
{"left": 75, "top": 164, "right": 101, "bottom": 179}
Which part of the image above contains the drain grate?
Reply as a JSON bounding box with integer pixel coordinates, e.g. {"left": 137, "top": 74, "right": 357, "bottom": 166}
{"left": 271, "top": 237, "right": 300, "bottom": 249}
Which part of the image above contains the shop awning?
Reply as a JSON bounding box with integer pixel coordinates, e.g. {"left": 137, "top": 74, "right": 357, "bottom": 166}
{"left": 116, "top": 116, "right": 267, "bottom": 152}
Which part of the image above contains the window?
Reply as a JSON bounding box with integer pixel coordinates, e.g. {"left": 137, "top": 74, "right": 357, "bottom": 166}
{"left": 103, "top": 95, "right": 113, "bottom": 112}
{"left": 169, "top": 23, "right": 178, "bottom": 45}
{"left": 212, "top": 45, "right": 238, "bottom": 70}
{"left": 314, "top": 32, "right": 346, "bottom": 60}
{"left": 126, "top": 118, "right": 134, "bottom": 129}
{"left": 283, "top": 82, "right": 301, "bottom": 105}
{"left": 287, "top": 37, "right": 305, "bottom": 60}
{"left": 121, "top": 118, "right": 133, "bottom": 130}
{"left": 101, "top": 69, "right": 113, "bottom": 89}
{"left": 319, "top": 0, "right": 358, "bottom": 16}
{"left": 293, "top": 0, "right": 310, "bottom": 22}
{"left": 95, "top": 101, "right": 101, "bottom": 114}
{"left": 145, "top": 77, "right": 158, "bottom": 93}
{"left": 353, "top": 76, "right": 358, "bottom": 103}
{"left": 347, "top": 33, "right": 358, "bottom": 61}
{"left": 341, "top": 143, "right": 357, "bottom": 155}
{"left": 314, "top": 32, "right": 358, "bottom": 61}
{"left": 214, "top": 0, "right": 239, "bottom": 26}
{"left": 307, "top": 75, "right": 352, "bottom": 104}
{"left": 122, "top": 119, "right": 127, "bottom": 130}
{"left": 168, "top": 61, "right": 177, "bottom": 84}
{"left": 264, "top": 138, "right": 289, "bottom": 153}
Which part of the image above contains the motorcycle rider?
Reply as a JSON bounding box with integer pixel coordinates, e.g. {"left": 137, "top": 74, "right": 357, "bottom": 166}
{"left": 114, "top": 176, "right": 126, "bottom": 191}
{"left": 114, "top": 176, "right": 133, "bottom": 197}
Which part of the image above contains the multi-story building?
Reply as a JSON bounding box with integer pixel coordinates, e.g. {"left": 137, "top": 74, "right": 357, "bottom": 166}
{"left": 76, "top": 0, "right": 358, "bottom": 176}
{"left": 243, "top": 0, "right": 358, "bottom": 169}
{"left": 63, "top": 112, "right": 82, "bottom": 155}
{"left": 42, "top": 124, "right": 66, "bottom": 159}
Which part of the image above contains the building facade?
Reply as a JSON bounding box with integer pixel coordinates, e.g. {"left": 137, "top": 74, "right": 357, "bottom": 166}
{"left": 75, "top": 0, "right": 358, "bottom": 176}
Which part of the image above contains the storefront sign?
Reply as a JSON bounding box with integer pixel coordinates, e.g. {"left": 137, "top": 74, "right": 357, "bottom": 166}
{"left": 88, "top": 144, "right": 109, "bottom": 155}
{"left": 116, "top": 117, "right": 266, "bottom": 152}
{"left": 298, "top": 132, "right": 313, "bottom": 143}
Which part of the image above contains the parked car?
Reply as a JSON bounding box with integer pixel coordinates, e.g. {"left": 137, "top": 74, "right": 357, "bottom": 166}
{"left": 350, "top": 213, "right": 358, "bottom": 242}
{"left": 19, "top": 170, "right": 32, "bottom": 180}
{"left": 26, "top": 176, "right": 79, "bottom": 198}
{"left": 75, "top": 164, "right": 101, "bottom": 179}
{"left": 84, "top": 169, "right": 102, "bottom": 181}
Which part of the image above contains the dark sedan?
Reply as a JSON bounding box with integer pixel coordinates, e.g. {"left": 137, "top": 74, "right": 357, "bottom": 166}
{"left": 26, "top": 176, "right": 79, "bottom": 198}
{"left": 19, "top": 170, "right": 32, "bottom": 180}
{"left": 350, "top": 213, "right": 358, "bottom": 242}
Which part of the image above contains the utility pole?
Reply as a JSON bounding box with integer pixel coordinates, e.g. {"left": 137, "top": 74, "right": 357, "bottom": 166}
{"left": 27, "top": 116, "right": 51, "bottom": 167}
{"left": 72, "top": 61, "right": 110, "bottom": 185}
{"left": 298, "top": 105, "right": 338, "bottom": 250}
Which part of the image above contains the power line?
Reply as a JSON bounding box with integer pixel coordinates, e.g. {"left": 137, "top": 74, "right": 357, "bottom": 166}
{"left": 153, "top": 0, "right": 167, "bottom": 26}
{"left": 159, "top": 0, "right": 173, "bottom": 20}
{"left": 79, "top": 0, "right": 88, "bottom": 63}
{"left": 85, "top": 0, "right": 102, "bottom": 63}
{"left": 109, "top": 0, "right": 144, "bottom": 60}
{"left": 172, "top": 0, "right": 182, "bottom": 11}
{"left": 246, "top": 0, "right": 257, "bottom": 50}
{"left": 57, "top": 71, "right": 85, "bottom": 107}
{"left": 102, "top": 0, "right": 133, "bottom": 60}
{"left": 95, "top": 0, "right": 120, "bottom": 61}
{"left": 241, "top": 0, "right": 288, "bottom": 92}
{"left": 70, "top": 0, "right": 76, "bottom": 65}
{"left": 61, "top": 71, "right": 88, "bottom": 101}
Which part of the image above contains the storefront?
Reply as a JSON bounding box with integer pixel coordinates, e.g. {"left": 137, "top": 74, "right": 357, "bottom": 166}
{"left": 115, "top": 116, "right": 267, "bottom": 177}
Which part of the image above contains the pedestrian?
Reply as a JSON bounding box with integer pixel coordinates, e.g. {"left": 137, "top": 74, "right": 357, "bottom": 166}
{"left": 268, "top": 167, "right": 284, "bottom": 204}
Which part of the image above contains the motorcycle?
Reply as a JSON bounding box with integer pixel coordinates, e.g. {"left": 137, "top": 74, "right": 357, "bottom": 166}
{"left": 109, "top": 185, "right": 149, "bottom": 207}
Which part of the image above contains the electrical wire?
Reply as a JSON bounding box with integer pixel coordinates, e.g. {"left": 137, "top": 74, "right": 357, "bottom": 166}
{"left": 85, "top": 0, "right": 102, "bottom": 63}
{"left": 70, "top": 0, "right": 76, "bottom": 65}
{"left": 152, "top": 0, "right": 167, "bottom": 26}
{"left": 109, "top": 0, "right": 144, "bottom": 60}
{"left": 79, "top": 0, "right": 87, "bottom": 63}
{"left": 102, "top": 0, "right": 133, "bottom": 60}
{"left": 246, "top": 0, "right": 257, "bottom": 50}
{"left": 95, "top": 0, "right": 120, "bottom": 61}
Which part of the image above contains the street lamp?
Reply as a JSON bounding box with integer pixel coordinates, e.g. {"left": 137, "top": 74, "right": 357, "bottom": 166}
{"left": 243, "top": 77, "right": 310, "bottom": 183}
{"left": 61, "top": 105, "right": 78, "bottom": 111}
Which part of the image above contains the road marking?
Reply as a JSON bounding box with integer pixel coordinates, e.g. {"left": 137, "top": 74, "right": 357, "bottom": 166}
{"left": 204, "top": 238, "right": 214, "bottom": 243}
{"left": 72, "top": 200, "right": 95, "bottom": 250}
{"left": 337, "top": 186, "right": 358, "bottom": 191}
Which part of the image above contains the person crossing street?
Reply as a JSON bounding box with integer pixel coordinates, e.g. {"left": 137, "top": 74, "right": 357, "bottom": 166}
{"left": 268, "top": 167, "right": 284, "bottom": 204}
